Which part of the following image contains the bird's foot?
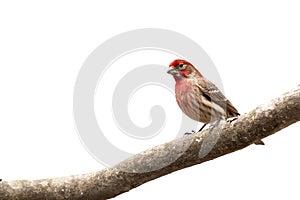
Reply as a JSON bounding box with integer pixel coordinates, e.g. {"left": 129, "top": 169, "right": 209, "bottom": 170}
{"left": 184, "top": 130, "right": 196, "bottom": 136}
{"left": 227, "top": 116, "right": 239, "bottom": 123}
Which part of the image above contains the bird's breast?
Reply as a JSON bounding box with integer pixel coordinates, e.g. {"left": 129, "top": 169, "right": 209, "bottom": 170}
{"left": 175, "top": 80, "right": 204, "bottom": 121}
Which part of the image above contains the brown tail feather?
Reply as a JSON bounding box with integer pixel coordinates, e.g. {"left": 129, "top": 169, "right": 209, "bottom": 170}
{"left": 226, "top": 100, "right": 240, "bottom": 118}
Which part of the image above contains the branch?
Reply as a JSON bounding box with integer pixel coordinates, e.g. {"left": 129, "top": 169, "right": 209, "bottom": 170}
{"left": 1, "top": 85, "right": 300, "bottom": 200}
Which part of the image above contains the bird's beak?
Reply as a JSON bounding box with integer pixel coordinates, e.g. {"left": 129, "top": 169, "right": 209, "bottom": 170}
{"left": 167, "top": 67, "right": 178, "bottom": 76}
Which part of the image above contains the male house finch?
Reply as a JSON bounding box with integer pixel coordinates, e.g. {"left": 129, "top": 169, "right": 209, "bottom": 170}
{"left": 167, "top": 59, "right": 264, "bottom": 145}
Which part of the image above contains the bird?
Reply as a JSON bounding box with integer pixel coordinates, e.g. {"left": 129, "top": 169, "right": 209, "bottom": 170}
{"left": 167, "top": 59, "right": 264, "bottom": 145}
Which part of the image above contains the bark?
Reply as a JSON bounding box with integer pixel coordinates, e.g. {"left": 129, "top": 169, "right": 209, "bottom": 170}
{"left": 1, "top": 85, "right": 300, "bottom": 200}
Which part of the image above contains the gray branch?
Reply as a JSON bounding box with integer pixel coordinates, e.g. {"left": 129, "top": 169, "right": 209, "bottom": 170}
{"left": 1, "top": 85, "right": 300, "bottom": 200}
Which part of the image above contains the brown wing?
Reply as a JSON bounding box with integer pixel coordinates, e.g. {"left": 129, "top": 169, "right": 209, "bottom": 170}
{"left": 197, "top": 78, "right": 239, "bottom": 118}
{"left": 198, "top": 78, "right": 264, "bottom": 145}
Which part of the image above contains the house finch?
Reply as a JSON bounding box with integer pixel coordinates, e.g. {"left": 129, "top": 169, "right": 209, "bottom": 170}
{"left": 167, "top": 59, "right": 264, "bottom": 145}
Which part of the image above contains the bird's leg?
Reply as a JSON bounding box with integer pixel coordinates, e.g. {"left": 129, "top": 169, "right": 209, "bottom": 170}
{"left": 184, "top": 123, "right": 207, "bottom": 136}
{"left": 198, "top": 123, "right": 207, "bottom": 132}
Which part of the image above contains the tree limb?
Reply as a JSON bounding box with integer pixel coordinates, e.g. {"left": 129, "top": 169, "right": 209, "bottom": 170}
{"left": 1, "top": 85, "right": 300, "bottom": 200}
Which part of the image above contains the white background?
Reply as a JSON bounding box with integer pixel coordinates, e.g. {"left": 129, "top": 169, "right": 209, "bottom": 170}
{"left": 1, "top": 1, "right": 300, "bottom": 199}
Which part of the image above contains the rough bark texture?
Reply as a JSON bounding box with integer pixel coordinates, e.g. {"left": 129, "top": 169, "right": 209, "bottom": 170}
{"left": 1, "top": 85, "right": 300, "bottom": 200}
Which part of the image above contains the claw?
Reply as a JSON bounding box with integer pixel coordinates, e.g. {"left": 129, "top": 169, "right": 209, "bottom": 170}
{"left": 227, "top": 116, "right": 238, "bottom": 123}
{"left": 184, "top": 130, "right": 196, "bottom": 136}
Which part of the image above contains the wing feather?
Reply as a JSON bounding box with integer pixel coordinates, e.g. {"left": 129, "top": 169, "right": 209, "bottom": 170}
{"left": 197, "top": 78, "right": 239, "bottom": 118}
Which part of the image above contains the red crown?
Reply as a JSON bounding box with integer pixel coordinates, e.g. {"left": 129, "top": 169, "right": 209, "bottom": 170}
{"left": 169, "top": 59, "right": 193, "bottom": 68}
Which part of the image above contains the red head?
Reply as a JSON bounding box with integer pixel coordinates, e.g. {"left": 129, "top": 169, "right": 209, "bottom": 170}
{"left": 167, "top": 59, "right": 201, "bottom": 79}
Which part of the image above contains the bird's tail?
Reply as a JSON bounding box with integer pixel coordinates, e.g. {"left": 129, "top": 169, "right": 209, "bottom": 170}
{"left": 225, "top": 100, "right": 240, "bottom": 118}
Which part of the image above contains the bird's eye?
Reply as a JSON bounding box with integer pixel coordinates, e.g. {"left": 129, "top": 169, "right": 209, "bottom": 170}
{"left": 178, "top": 64, "right": 184, "bottom": 69}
